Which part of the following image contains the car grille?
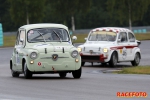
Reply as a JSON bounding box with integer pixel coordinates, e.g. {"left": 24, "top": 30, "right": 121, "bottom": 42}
{"left": 81, "top": 55, "right": 100, "bottom": 62}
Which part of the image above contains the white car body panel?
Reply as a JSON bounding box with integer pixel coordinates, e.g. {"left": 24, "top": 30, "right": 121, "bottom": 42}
{"left": 78, "top": 27, "right": 141, "bottom": 66}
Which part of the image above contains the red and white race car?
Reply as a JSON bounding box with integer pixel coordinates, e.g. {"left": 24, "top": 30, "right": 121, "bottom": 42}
{"left": 77, "top": 27, "right": 141, "bottom": 67}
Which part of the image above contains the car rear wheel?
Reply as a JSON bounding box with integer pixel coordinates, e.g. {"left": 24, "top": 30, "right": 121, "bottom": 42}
{"left": 109, "top": 52, "right": 118, "bottom": 67}
{"left": 11, "top": 62, "right": 19, "bottom": 77}
{"left": 24, "top": 62, "right": 32, "bottom": 79}
{"left": 11, "top": 70, "right": 19, "bottom": 77}
{"left": 72, "top": 67, "right": 82, "bottom": 79}
{"left": 131, "top": 53, "right": 140, "bottom": 66}
{"left": 59, "top": 72, "right": 67, "bottom": 78}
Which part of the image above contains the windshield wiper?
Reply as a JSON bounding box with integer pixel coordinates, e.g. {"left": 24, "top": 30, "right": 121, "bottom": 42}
{"left": 36, "top": 30, "right": 46, "bottom": 43}
{"left": 53, "top": 30, "right": 62, "bottom": 43}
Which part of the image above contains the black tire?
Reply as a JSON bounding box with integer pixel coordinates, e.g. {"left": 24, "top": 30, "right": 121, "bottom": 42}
{"left": 59, "top": 72, "right": 67, "bottom": 78}
{"left": 11, "top": 70, "right": 19, "bottom": 77}
{"left": 11, "top": 62, "right": 19, "bottom": 77}
{"left": 131, "top": 53, "right": 140, "bottom": 66}
{"left": 72, "top": 67, "right": 82, "bottom": 79}
{"left": 101, "top": 63, "right": 107, "bottom": 66}
{"left": 109, "top": 52, "right": 118, "bottom": 67}
{"left": 24, "top": 62, "right": 32, "bottom": 79}
{"left": 81, "top": 62, "right": 85, "bottom": 66}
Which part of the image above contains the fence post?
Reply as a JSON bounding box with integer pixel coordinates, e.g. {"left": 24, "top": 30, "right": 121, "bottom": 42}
{"left": 0, "top": 23, "right": 3, "bottom": 46}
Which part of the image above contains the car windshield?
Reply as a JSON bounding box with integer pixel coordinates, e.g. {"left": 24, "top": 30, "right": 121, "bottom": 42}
{"left": 27, "top": 28, "right": 69, "bottom": 43}
{"left": 88, "top": 31, "right": 116, "bottom": 41}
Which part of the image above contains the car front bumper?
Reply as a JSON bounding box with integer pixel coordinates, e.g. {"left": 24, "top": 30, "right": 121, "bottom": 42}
{"left": 80, "top": 53, "right": 108, "bottom": 63}
{"left": 26, "top": 52, "right": 81, "bottom": 72}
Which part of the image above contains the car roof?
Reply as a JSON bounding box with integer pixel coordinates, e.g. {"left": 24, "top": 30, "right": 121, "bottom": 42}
{"left": 19, "top": 23, "right": 68, "bottom": 31}
{"left": 91, "top": 27, "right": 132, "bottom": 33}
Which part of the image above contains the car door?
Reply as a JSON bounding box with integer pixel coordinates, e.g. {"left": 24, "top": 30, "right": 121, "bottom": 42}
{"left": 117, "top": 32, "right": 129, "bottom": 61}
{"left": 127, "top": 32, "right": 137, "bottom": 60}
{"left": 15, "top": 30, "right": 26, "bottom": 71}
{"left": 12, "top": 31, "right": 19, "bottom": 71}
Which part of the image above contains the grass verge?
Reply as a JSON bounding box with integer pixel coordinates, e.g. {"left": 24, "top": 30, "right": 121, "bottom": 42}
{"left": 1, "top": 33, "right": 150, "bottom": 47}
{"left": 116, "top": 66, "right": 150, "bottom": 75}
{"left": 135, "top": 33, "right": 150, "bottom": 41}
{"left": 72, "top": 33, "right": 150, "bottom": 43}
{"left": 1, "top": 35, "right": 16, "bottom": 47}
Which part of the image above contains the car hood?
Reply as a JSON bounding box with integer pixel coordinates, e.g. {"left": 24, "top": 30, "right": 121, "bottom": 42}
{"left": 78, "top": 42, "right": 116, "bottom": 52}
{"left": 25, "top": 42, "right": 74, "bottom": 53}
{"left": 79, "top": 42, "right": 115, "bottom": 48}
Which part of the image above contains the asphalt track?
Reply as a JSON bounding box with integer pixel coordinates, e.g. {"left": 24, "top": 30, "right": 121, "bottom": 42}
{"left": 0, "top": 41, "right": 150, "bottom": 100}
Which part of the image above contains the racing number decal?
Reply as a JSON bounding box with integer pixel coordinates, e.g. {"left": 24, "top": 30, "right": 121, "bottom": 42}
{"left": 122, "top": 47, "right": 127, "bottom": 59}
{"left": 38, "top": 62, "right": 42, "bottom": 66}
{"left": 120, "top": 49, "right": 122, "bottom": 54}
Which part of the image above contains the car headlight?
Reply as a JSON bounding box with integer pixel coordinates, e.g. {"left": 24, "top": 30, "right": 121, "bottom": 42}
{"left": 71, "top": 50, "right": 78, "bottom": 58}
{"left": 30, "top": 52, "right": 38, "bottom": 59}
{"left": 77, "top": 47, "right": 82, "bottom": 52}
{"left": 103, "top": 48, "right": 108, "bottom": 53}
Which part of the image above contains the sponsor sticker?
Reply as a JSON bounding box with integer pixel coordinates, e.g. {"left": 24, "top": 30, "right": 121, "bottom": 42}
{"left": 38, "top": 62, "right": 42, "bottom": 66}
{"left": 120, "top": 49, "right": 122, "bottom": 54}
{"left": 122, "top": 47, "right": 127, "bottom": 59}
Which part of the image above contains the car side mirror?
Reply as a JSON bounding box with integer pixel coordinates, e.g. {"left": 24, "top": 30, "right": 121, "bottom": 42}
{"left": 84, "top": 37, "right": 87, "bottom": 41}
{"left": 72, "top": 36, "right": 77, "bottom": 41}
{"left": 136, "top": 40, "right": 141, "bottom": 46}
{"left": 20, "top": 38, "right": 24, "bottom": 44}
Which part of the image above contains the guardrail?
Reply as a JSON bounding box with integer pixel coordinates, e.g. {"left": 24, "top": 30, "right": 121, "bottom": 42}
{"left": 0, "top": 23, "right": 3, "bottom": 46}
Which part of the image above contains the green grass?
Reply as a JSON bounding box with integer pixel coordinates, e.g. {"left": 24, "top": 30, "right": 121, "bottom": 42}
{"left": 72, "top": 34, "right": 88, "bottom": 43}
{"left": 1, "top": 33, "right": 150, "bottom": 47}
{"left": 135, "top": 33, "right": 150, "bottom": 40}
{"left": 116, "top": 66, "right": 150, "bottom": 75}
{"left": 1, "top": 33, "right": 150, "bottom": 75}
{"left": 72, "top": 32, "right": 150, "bottom": 43}
{"left": 1, "top": 35, "right": 16, "bottom": 47}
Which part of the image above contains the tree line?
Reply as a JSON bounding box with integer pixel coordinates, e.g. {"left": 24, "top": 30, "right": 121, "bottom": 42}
{"left": 0, "top": 0, "right": 150, "bottom": 32}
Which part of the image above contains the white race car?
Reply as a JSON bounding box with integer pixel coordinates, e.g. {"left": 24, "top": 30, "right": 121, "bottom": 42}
{"left": 77, "top": 27, "right": 141, "bottom": 67}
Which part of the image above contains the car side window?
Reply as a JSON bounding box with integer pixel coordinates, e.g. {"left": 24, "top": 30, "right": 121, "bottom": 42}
{"left": 18, "top": 30, "right": 25, "bottom": 45}
{"left": 128, "top": 32, "right": 135, "bottom": 42}
{"left": 118, "top": 32, "right": 128, "bottom": 43}
{"left": 15, "top": 31, "right": 19, "bottom": 45}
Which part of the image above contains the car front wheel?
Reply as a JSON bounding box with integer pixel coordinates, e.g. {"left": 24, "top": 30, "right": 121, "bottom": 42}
{"left": 24, "top": 62, "right": 32, "bottom": 79}
{"left": 72, "top": 67, "right": 82, "bottom": 79}
{"left": 109, "top": 52, "right": 118, "bottom": 67}
{"left": 131, "top": 53, "right": 140, "bottom": 66}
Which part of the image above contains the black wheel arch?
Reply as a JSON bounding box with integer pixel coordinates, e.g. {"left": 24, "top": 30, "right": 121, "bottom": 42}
{"left": 10, "top": 60, "right": 12, "bottom": 69}
{"left": 22, "top": 58, "right": 26, "bottom": 71}
{"left": 111, "top": 50, "right": 118, "bottom": 61}
{"left": 136, "top": 52, "right": 141, "bottom": 59}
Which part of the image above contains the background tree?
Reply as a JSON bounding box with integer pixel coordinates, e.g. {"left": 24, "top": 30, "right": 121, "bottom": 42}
{"left": 8, "top": 0, "right": 46, "bottom": 26}
{"left": 1, "top": 0, "right": 150, "bottom": 31}
{"left": 75, "top": 0, "right": 110, "bottom": 29}
{"left": 49, "top": 0, "right": 92, "bottom": 31}
{"left": 106, "top": 0, "right": 150, "bottom": 30}
{"left": 0, "top": 0, "right": 15, "bottom": 31}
